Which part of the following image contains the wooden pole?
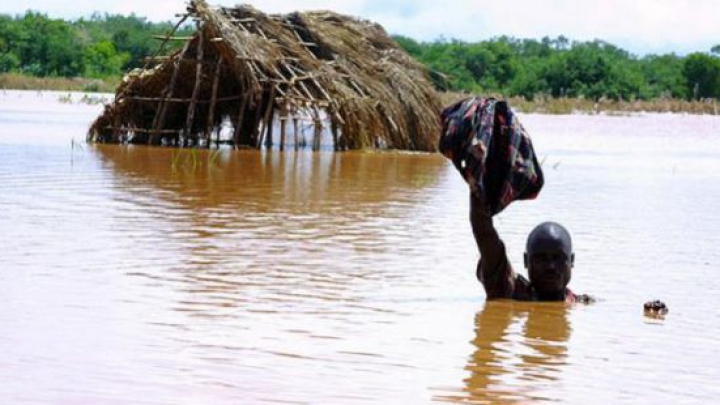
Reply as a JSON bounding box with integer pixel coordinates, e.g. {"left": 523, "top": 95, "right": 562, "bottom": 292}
{"left": 183, "top": 24, "right": 205, "bottom": 147}
{"left": 233, "top": 93, "right": 250, "bottom": 148}
{"left": 257, "top": 87, "right": 276, "bottom": 149}
{"left": 339, "top": 124, "right": 347, "bottom": 150}
{"left": 112, "top": 116, "right": 121, "bottom": 143}
{"left": 330, "top": 116, "right": 339, "bottom": 151}
{"left": 143, "top": 14, "right": 189, "bottom": 71}
{"left": 293, "top": 114, "right": 299, "bottom": 151}
{"left": 311, "top": 76, "right": 332, "bottom": 103}
{"left": 205, "top": 59, "right": 222, "bottom": 148}
{"left": 279, "top": 102, "right": 287, "bottom": 151}
{"left": 264, "top": 108, "right": 275, "bottom": 149}
{"left": 249, "top": 96, "right": 261, "bottom": 147}
{"left": 283, "top": 64, "right": 317, "bottom": 102}
{"left": 150, "top": 38, "right": 193, "bottom": 145}
{"left": 128, "top": 94, "right": 243, "bottom": 103}
{"left": 312, "top": 109, "right": 322, "bottom": 151}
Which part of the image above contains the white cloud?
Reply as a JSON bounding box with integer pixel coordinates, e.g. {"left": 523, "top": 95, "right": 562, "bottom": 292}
{"left": 2, "top": 0, "right": 720, "bottom": 54}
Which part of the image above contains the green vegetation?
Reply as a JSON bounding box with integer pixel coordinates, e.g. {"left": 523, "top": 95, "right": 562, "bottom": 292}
{"left": 393, "top": 35, "right": 720, "bottom": 101}
{"left": 0, "top": 11, "right": 192, "bottom": 83}
{"left": 1, "top": 10, "right": 719, "bottom": 105}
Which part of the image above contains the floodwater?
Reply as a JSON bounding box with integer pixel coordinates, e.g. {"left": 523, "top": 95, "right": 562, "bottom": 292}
{"left": 1, "top": 90, "right": 720, "bottom": 404}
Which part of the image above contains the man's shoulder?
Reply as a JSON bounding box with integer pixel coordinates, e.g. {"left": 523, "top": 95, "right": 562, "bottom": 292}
{"left": 510, "top": 273, "right": 534, "bottom": 301}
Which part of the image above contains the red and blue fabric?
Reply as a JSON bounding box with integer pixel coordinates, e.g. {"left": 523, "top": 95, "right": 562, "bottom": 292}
{"left": 440, "top": 96, "right": 544, "bottom": 215}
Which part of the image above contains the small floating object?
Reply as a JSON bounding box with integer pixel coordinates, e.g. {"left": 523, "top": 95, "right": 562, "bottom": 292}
{"left": 643, "top": 300, "right": 668, "bottom": 316}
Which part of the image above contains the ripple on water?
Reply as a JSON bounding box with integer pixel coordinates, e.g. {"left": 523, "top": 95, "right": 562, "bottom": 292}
{"left": 2, "top": 99, "right": 720, "bottom": 403}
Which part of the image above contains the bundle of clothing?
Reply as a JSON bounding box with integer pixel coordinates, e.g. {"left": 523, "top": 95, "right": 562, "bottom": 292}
{"left": 440, "top": 96, "right": 544, "bottom": 215}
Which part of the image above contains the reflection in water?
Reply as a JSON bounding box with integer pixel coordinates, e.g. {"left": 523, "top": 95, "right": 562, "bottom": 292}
{"left": 92, "top": 145, "right": 443, "bottom": 210}
{"left": 64, "top": 145, "right": 459, "bottom": 402}
{"left": 439, "top": 301, "right": 571, "bottom": 403}
{"left": 89, "top": 145, "right": 449, "bottom": 321}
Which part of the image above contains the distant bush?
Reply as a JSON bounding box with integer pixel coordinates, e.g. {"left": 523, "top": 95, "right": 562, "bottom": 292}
{"left": 0, "top": 72, "right": 118, "bottom": 92}
{"left": 0, "top": 11, "right": 192, "bottom": 80}
{"left": 393, "top": 35, "right": 720, "bottom": 102}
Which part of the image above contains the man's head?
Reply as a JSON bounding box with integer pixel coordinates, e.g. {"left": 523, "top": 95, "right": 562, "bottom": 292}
{"left": 524, "top": 222, "right": 574, "bottom": 299}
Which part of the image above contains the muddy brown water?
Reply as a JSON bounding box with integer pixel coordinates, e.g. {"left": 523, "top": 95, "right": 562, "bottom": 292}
{"left": 2, "top": 91, "right": 720, "bottom": 403}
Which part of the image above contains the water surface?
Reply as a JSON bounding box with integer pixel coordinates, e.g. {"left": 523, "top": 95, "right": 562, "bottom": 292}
{"left": 1, "top": 91, "right": 720, "bottom": 403}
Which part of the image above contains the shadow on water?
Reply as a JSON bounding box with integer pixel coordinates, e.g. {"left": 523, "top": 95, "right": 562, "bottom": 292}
{"left": 437, "top": 301, "right": 571, "bottom": 404}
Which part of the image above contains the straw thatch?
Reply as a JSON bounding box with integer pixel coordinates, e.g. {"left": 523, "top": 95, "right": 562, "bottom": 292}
{"left": 88, "top": 0, "right": 441, "bottom": 151}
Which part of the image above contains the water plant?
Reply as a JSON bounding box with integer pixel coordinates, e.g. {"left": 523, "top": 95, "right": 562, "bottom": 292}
{"left": 170, "top": 148, "right": 223, "bottom": 173}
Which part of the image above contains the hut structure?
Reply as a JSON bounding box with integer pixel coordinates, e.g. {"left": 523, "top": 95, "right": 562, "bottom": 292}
{"left": 88, "top": 0, "right": 442, "bottom": 151}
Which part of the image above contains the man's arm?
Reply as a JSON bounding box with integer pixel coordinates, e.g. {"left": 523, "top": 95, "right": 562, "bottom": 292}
{"left": 469, "top": 192, "right": 515, "bottom": 299}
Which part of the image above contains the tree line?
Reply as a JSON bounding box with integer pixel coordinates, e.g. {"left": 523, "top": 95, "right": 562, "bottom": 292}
{"left": 1, "top": 11, "right": 720, "bottom": 100}
{"left": 0, "top": 11, "right": 192, "bottom": 79}
{"left": 394, "top": 35, "right": 720, "bottom": 100}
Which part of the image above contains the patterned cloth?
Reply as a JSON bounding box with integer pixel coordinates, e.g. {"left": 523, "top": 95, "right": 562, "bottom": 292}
{"left": 440, "top": 96, "right": 544, "bottom": 215}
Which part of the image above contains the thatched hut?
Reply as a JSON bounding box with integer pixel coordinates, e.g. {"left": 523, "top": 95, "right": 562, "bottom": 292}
{"left": 88, "top": 0, "right": 441, "bottom": 151}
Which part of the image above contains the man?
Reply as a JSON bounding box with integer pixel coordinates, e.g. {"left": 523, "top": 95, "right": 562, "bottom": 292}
{"left": 441, "top": 97, "right": 670, "bottom": 309}
{"left": 439, "top": 96, "right": 589, "bottom": 303}
{"left": 470, "top": 192, "right": 586, "bottom": 303}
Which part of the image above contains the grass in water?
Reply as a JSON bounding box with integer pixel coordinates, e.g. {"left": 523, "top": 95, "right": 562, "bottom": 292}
{"left": 170, "top": 148, "right": 223, "bottom": 173}
{"left": 440, "top": 92, "right": 719, "bottom": 115}
{"left": 0, "top": 73, "right": 120, "bottom": 93}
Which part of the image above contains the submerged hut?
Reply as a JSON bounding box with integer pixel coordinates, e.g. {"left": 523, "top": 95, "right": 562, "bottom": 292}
{"left": 88, "top": 0, "right": 441, "bottom": 151}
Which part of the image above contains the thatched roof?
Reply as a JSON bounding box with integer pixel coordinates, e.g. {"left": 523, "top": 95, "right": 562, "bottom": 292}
{"left": 88, "top": 0, "right": 441, "bottom": 151}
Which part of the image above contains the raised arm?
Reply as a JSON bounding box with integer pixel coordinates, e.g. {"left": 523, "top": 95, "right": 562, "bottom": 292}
{"left": 469, "top": 192, "right": 515, "bottom": 298}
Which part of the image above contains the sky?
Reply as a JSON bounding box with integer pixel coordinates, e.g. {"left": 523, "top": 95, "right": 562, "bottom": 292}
{"left": 2, "top": 0, "right": 719, "bottom": 56}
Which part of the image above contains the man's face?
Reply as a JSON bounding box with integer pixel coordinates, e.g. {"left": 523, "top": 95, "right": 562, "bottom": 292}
{"left": 526, "top": 238, "right": 573, "bottom": 294}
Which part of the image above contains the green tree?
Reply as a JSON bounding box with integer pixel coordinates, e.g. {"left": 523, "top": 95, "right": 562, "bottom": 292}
{"left": 473, "top": 40, "right": 518, "bottom": 91}
{"left": 392, "top": 35, "right": 422, "bottom": 57}
{"left": 13, "top": 12, "right": 84, "bottom": 76}
{"left": 420, "top": 40, "right": 481, "bottom": 91}
{"left": 537, "top": 41, "right": 642, "bottom": 100}
{"left": 0, "top": 15, "right": 22, "bottom": 72}
{"left": 74, "top": 13, "right": 192, "bottom": 71}
{"left": 84, "top": 40, "right": 130, "bottom": 77}
{"left": 508, "top": 59, "right": 548, "bottom": 99}
{"left": 683, "top": 53, "right": 720, "bottom": 99}
{"left": 640, "top": 54, "right": 686, "bottom": 98}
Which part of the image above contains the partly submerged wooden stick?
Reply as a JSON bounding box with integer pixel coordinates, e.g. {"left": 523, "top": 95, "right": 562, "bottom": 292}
{"left": 205, "top": 59, "right": 222, "bottom": 147}
{"left": 330, "top": 115, "right": 339, "bottom": 151}
{"left": 257, "top": 86, "right": 276, "bottom": 148}
{"left": 264, "top": 107, "right": 275, "bottom": 149}
{"left": 312, "top": 109, "right": 322, "bottom": 150}
{"left": 183, "top": 24, "right": 205, "bottom": 145}
{"left": 150, "top": 37, "right": 193, "bottom": 145}
{"left": 293, "top": 115, "right": 299, "bottom": 150}
{"left": 279, "top": 101, "right": 288, "bottom": 151}
{"left": 233, "top": 93, "right": 250, "bottom": 148}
